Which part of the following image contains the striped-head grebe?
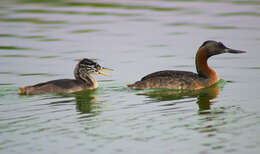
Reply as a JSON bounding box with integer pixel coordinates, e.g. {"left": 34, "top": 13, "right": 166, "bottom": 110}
{"left": 19, "top": 58, "right": 112, "bottom": 95}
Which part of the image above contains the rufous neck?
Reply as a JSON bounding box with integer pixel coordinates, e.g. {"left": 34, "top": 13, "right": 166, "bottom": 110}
{"left": 195, "top": 48, "right": 219, "bottom": 81}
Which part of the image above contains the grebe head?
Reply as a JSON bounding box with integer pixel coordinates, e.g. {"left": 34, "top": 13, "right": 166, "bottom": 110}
{"left": 199, "top": 40, "right": 246, "bottom": 57}
{"left": 75, "top": 58, "right": 113, "bottom": 77}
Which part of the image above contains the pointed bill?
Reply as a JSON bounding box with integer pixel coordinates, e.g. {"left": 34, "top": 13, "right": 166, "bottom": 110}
{"left": 101, "top": 67, "right": 113, "bottom": 71}
{"left": 224, "top": 48, "right": 246, "bottom": 54}
{"left": 97, "top": 67, "right": 113, "bottom": 76}
{"left": 98, "top": 71, "right": 111, "bottom": 76}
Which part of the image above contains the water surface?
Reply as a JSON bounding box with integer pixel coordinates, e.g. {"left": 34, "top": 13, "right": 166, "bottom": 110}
{"left": 1, "top": 0, "right": 260, "bottom": 153}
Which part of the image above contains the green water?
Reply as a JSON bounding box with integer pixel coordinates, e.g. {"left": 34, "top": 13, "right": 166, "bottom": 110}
{"left": 1, "top": 0, "right": 260, "bottom": 153}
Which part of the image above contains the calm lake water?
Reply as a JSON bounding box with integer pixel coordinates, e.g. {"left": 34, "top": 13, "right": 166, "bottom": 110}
{"left": 1, "top": 0, "right": 260, "bottom": 153}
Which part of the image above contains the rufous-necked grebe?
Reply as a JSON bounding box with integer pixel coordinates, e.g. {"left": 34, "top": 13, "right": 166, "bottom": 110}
{"left": 127, "top": 40, "right": 246, "bottom": 90}
{"left": 19, "top": 58, "right": 112, "bottom": 95}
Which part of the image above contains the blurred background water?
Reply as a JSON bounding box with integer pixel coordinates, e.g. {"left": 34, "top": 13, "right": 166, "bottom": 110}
{"left": 0, "top": 0, "right": 260, "bottom": 153}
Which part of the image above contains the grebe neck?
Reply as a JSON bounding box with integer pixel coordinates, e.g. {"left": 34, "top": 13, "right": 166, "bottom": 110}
{"left": 195, "top": 48, "right": 219, "bottom": 83}
{"left": 74, "top": 67, "right": 98, "bottom": 89}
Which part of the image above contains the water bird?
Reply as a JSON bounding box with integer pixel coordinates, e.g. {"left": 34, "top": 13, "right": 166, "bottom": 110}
{"left": 19, "top": 58, "right": 112, "bottom": 95}
{"left": 127, "top": 40, "right": 246, "bottom": 90}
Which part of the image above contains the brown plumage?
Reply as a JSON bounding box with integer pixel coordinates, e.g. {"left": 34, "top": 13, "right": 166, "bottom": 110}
{"left": 19, "top": 58, "right": 112, "bottom": 95}
{"left": 128, "top": 40, "right": 246, "bottom": 90}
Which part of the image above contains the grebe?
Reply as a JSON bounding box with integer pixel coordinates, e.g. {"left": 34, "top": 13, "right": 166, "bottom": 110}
{"left": 19, "top": 58, "right": 112, "bottom": 95}
{"left": 127, "top": 40, "right": 246, "bottom": 90}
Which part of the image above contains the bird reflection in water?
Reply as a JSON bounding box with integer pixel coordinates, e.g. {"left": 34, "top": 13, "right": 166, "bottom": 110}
{"left": 47, "top": 89, "right": 99, "bottom": 115}
{"left": 74, "top": 90, "right": 98, "bottom": 114}
{"left": 196, "top": 83, "right": 220, "bottom": 114}
{"left": 138, "top": 80, "right": 224, "bottom": 113}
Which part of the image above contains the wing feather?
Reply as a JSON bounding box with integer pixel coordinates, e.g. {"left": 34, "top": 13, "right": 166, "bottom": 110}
{"left": 141, "top": 70, "right": 199, "bottom": 81}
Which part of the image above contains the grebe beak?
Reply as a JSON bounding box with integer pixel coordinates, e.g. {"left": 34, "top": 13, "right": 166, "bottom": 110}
{"left": 224, "top": 48, "right": 246, "bottom": 54}
{"left": 98, "top": 67, "right": 113, "bottom": 76}
{"left": 101, "top": 67, "right": 113, "bottom": 71}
